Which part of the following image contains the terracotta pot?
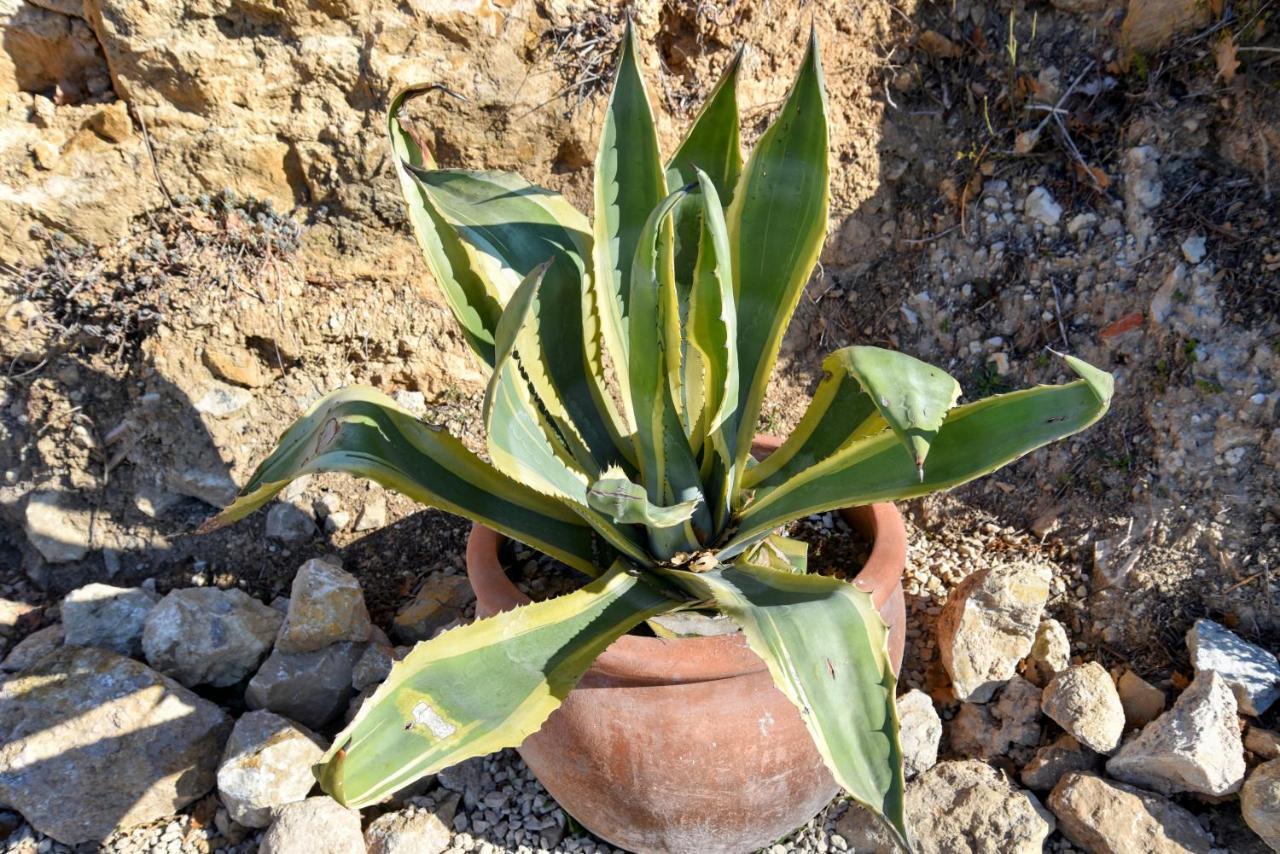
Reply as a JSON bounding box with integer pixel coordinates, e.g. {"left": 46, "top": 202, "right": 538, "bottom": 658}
{"left": 465, "top": 437, "right": 908, "bottom": 854}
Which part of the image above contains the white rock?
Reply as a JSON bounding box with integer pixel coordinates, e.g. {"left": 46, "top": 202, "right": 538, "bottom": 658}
{"left": 1106, "top": 670, "right": 1246, "bottom": 796}
{"left": 142, "top": 587, "right": 283, "bottom": 687}
{"left": 1187, "top": 618, "right": 1280, "bottom": 716}
{"left": 217, "top": 710, "right": 325, "bottom": 828}
{"left": 897, "top": 689, "right": 942, "bottom": 779}
{"left": 1041, "top": 663, "right": 1126, "bottom": 754}
{"left": 950, "top": 676, "right": 1042, "bottom": 760}
{"left": 62, "top": 583, "right": 157, "bottom": 657}
{"left": 1049, "top": 771, "right": 1213, "bottom": 854}
{"left": 355, "top": 496, "right": 387, "bottom": 531}
{"left": 266, "top": 502, "right": 316, "bottom": 544}
{"left": 0, "top": 598, "right": 36, "bottom": 636}
{"left": 1242, "top": 758, "right": 1280, "bottom": 851}
{"left": 195, "top": 382, "right": 252, "bottom": 417}
{"left": 259, "top": 797, "right": 363, "bottom": 854}
{"left": 365, "top": 805, "right": 453, "bottom": 854}
{"left": 275, "top": 558, "right": 372, "bottom": 654}
{"left": 1024, "top": 186, "right": 1063, "bottom": 226}
{"left": 23, "top": 491, "right": 92, "bottom": 563}
{"left": 937, "top": 562, "right": 1051, "bottom": 703}
{"left": 907, "top": 760, "right": 1055, "bottom": 854}
{"left": 1180, "top": 234, "right": 1207, "bottom": 264}
{"left": 1023, "top": 618, "right": 1070, "bottom": 686}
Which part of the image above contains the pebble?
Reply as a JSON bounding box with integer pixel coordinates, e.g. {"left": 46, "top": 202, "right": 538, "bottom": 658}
{"left": 265, "top": 501, "right": 317, "bottom": 544}
{"left": 1024, "top": 187, "right": 1063, "bottom": 227}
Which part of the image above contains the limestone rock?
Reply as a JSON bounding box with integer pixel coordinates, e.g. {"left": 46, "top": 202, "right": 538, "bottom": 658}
{"left": 352, "top": 641, "right": 396, "bottom": 692}
{"left": 907, "top": 760, "right": 1055, "bottom": 854}
{"left": 217, "top": 710, "right": 325, "bottom": 828}
{"left": 265, "top": 502, "right": 316, "bottom": 544}
{"left": 1106, "top": 669, "right": 1247, "bottom": 796}
{"left": 355, "top": 496, "right": 387, "bottom": 531}
{"left": 24, "top": 490, "right": 93, "bottom": 563}
{"left": 1023, "top": 618, "right": 1070, "bottom": 686}
{"left": 393, "top": 575, "right": 475, "bottom": 643}
{"left": 950, "top": 676, "right": 1043, "bottom": 760}
{"left": 1247, "top": 726, "right": 1280, "bottom": 761}
{"left": 1041, "top": 663, "right": 1126, "bottom": 754}
{"left": 898, "top": 689, "right": 942, "bottom": 779}
{"left": 203, "top": 343, "right": 273, "bottom": 388}
{"left": 62, "top": 583, "right": 156, "bottom": 656}
{"left": 246, "top": 642, "right": 364, "bottom": 730}
{"left": 365, "top": 805, "right": 452, "bottom": 854}
{"left": 1021, "top": 734, "right": 1099, "bottom": 792}
{"left": 1116, "top": 668, "right": 1167, "bottom": 728}
{"left": 142, "top": 587, "right": 283, "bottom": 687}
{"left": 1, "top": 623, "right": 64, "bottom": 671}
{"left": 0, "top": 646, "right": 231, "bottom": 844}
{"left": 0, "top": 598, "right": 36, "bottom": 637}
{"left": 276, "top": 558, "right": 372, "bottom": 654}
{"left": 87, "top": 102, "right": 132, "bottom": 143}
{"left": 1187, "top": 618, "right": 1280, "bottom": 716}
{"left": 1024, "top": 186, "right": 1062, "bottom": 226}
{"left": 1049, "top": 771, "right": 1213, "bottom": 854}
{"left": 834, "top": 801, "right": 901, "bottom": 854}
{"left": 1242, "top": 759, "right": 1280, "bottom": 851}
{"left": 938, "top": 562, "right": 1050, "bottom": 703}
{"left": 258, "top": 797, "right": 363, "bottom": 854}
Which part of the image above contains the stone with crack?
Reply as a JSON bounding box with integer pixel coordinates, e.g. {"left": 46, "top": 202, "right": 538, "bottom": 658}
{"left": 216, "top": 710, "right": 326, "bottom": 828}
{"left": 1106, "top": 669, "right": 1246, "bottom": 796}
{"left": 142, "top": 587, "right": 283, "bottom": 687}
{"left": 937, "top": 562, "right": 1051, "bottom": 703}
{"left": 0, "top": 646, "right": 231, "bottom": 845}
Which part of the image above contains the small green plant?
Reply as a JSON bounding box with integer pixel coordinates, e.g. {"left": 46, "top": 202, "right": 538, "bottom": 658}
{"left": 205, "top": 25, "right": 1112, "bottom": 847}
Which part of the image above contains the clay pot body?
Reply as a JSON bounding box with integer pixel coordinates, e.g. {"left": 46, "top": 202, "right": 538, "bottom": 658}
{"left": 465, "top": 439, "right": 908, "bottom": 854}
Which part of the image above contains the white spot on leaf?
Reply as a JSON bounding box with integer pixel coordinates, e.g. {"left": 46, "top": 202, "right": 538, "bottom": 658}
{"left": 411, "top": 701, "right": 456, "bottom": 739}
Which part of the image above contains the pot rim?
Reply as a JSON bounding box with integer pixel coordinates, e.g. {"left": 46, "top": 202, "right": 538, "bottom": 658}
{"left": 465, "top": 436, "right": 908, "bottom": 684}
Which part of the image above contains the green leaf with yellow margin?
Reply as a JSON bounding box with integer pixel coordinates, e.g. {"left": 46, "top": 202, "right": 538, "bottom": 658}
{"left": 197, "top": 386, "right": 601, "bottom": 577}
{"left": 593, "top": 19, "right": 668, "bottom": 427}
{"left": 727, "top": 30, "right": 830, "bottom": 480}
{"left": 732, "top": 355, "right": 1114, "bottom": 544}
{"left": 404, "top": 164, "right": 631, "bottom": 471}
{"left": 659, "top": 562, "right": 908, "bottom": 847}
{"left": 744, "top": 347, "right": 960, "bottom": 491}
{"left": 387, "top": 87, "right": 502, "bottom": 364}
{"left": 317, "top": 563, "right": 679, "bottom": 808}
{"left": 484, "top": 265, "right": 649, "bottom": 563}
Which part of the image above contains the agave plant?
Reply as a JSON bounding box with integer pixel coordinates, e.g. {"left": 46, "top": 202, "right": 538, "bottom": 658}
{"left": 204, "top": 24, "right": 1112, "bottom": 846}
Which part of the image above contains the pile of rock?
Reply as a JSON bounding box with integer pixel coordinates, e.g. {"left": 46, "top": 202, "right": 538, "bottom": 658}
{"left": 913, "top": 558, "right": 1280, "bottom": 853}
{"left": 0, "top": 556, "right": 441, "bottom": 852}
